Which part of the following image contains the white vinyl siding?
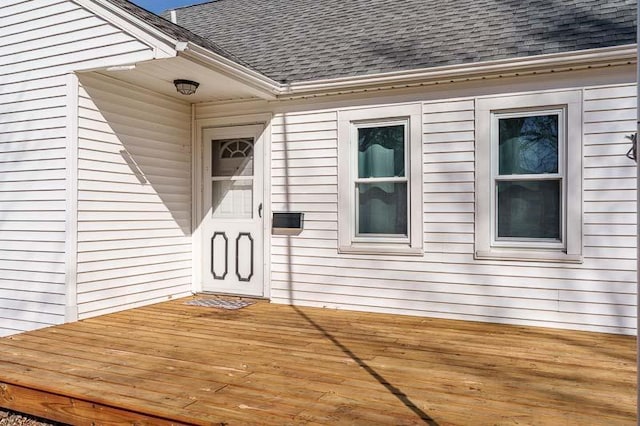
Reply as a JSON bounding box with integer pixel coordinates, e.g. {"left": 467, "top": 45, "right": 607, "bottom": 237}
{"left": 0, "top": 0, "right": 154, "bottom": 336}
{"left": 260, "top": 83, "right": 636, "bottom": 335}
{"left": 2, "top": 1, "right": 153, "bottom": 85}
{"left": 0, "top": 71, "right": 67, "bottom": 336}
{"left": 76, "top": 73, "right": 192, "bottom": 319}
{"left": 269, "top": 110, "right": 339, "bottom": 263}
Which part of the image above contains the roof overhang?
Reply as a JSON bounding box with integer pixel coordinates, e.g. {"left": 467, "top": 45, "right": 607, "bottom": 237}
{"left": 174, "top": 42, "right": 280, "bottom": 100}
{"left": 279, "top": 44, "right": 637, "bottom": 99}
{"left": 77, "top": 1, "right": 636, "bottom": 104}
{"left": 93, "top": 56, "right": 276, "bottom": 102}
{"left": 76, "top": 0, "right": 281, "bottom": 102}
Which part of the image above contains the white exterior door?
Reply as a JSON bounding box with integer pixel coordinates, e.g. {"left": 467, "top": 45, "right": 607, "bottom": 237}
{"left": 201, "top": 125, "right": 264, "bottom": 296}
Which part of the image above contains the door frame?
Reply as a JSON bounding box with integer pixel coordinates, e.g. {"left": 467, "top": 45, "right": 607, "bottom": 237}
{"left": 192, "top": 113, "right": 272, "bottom": 298}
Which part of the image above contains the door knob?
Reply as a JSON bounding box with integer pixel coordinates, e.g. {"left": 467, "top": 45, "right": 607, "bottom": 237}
{"left": 258, "top": 203, "right": 263, "bottom": 218}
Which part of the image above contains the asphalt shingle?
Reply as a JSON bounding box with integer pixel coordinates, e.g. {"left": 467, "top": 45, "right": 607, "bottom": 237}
{"left": 104, "top": 0, "right": 260, "bottom": 71}
{"left": 109, "top": 0, "right": 637, "bottom": 83}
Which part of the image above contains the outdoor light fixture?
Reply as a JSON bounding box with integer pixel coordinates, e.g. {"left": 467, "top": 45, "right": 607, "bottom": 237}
{"left": 173, "top": 79, "right": 199, "bottom": 95}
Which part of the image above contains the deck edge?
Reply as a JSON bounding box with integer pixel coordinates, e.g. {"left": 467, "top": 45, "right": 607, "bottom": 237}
{"left": 0, "top": 381, "right": 198, "bottom": 426}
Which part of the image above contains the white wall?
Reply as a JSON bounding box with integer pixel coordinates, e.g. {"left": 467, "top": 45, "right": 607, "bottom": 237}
{"left": 76, "top": 73, "right": 192, "bottom": 319}
{"left": 196, "top": 69, "right": 637, "bottom": 335}
{"left": 0, "top": 0, "right": 155, "bottom": 336}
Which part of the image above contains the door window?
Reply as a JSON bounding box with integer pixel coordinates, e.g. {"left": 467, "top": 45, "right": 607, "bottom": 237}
{"left": 211, "top": 138, "right": 254, "bottom": 219}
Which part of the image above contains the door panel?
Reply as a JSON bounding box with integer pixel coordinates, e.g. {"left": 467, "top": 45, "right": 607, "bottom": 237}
{"left": 202, "top": 125, "right": 264, "bottom": 296}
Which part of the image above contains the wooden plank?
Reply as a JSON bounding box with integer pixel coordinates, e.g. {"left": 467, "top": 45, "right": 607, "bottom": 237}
{"left": 0, "top": 298, "right": 635, "bottom": 425}
{"left": 0, "top": 383, "right": 193, "bottom": 426}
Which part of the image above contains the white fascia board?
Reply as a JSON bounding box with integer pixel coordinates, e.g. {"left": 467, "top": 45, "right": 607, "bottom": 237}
{"left": 75, "top": 0, "right": 178, "bottom": 59}
{"left": 176, "top": 42, "right": 280, "bottom": 100}
{"left": 282, "top": 44, "right": 637, "bottom": 97}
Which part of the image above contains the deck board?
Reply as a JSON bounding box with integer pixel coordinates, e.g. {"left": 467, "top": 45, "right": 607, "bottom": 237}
{"left": 0, "top": 296, "right": 635, "bottom": 425}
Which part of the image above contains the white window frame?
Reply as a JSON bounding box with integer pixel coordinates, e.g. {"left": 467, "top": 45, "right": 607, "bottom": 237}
{"left": 353, "top": 119, "right": 410, "bottom": 244}
{"left": 491, "top": 108, "right": 565, "bottom": 249}
{"left": 475, "top": 91, "right": 583, "bottom": 263}
{"left": 338, "top": 104, "right": 423, "bottom": 255}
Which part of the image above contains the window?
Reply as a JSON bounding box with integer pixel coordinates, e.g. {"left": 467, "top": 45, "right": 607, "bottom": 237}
{"left": 495, "top": 111, "right": 562, "bottom": 242}
{"left": 356, "top": 122, "right": 408, "bottom": 237}
{"left": 211, "top": 137, "right": 254, "bottom": 219}
{"left": 475, "top": 91, "right": 583, "bottom": 262}
{"left": 338, "top": 104, "right": 423, "bottom": 255}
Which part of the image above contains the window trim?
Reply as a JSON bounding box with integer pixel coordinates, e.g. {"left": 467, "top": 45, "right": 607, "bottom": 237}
{"left": 338, "top": 104, "right": 423, "bottom": 255}
{"left": 475, "top": 91, "right": 583, "bottom": 263}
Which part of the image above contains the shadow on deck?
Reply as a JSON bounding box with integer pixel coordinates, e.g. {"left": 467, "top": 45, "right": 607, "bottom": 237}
{"left": 0, "top": 296, "right": 636, "bottom": 425}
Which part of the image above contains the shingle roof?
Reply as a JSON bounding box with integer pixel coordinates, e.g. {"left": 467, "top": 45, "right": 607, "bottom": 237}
{"left": 112, "top": 0, "right": 636, "bottom": 83}
{"left": 104, "top": 0, "right": 260, "bottom": 71}
{"left": 166, "top": 0, "right": 637, "bottom": 83}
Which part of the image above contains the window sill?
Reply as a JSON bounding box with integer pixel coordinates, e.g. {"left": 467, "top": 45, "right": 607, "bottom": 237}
{"left": 339, "top": 245, "right": 424, "bottom": 256}
{"left": 475, "top": 249, "right": 583, "bottom": 263}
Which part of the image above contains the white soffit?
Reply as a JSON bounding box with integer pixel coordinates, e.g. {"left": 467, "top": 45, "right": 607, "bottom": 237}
{"left": 96, "top": 56, "right": 262, "bottom": 102}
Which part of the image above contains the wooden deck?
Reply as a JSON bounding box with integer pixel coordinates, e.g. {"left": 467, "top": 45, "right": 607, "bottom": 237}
{"left": 0, "top": 296, "right": 635, "bottom": 425}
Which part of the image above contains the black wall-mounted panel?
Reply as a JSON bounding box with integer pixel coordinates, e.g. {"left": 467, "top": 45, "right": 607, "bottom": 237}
{"left": 272, "top": 212, "right": 304, "bottom": 230}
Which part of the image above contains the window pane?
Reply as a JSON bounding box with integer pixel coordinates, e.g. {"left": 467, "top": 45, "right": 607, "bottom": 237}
{"left": 212, "top": 180, "right": 253, "bottom": 218}
{"left": 357, "top": 182, "right": 407, "bottom": 235}
{"left": 212, "top": 138, "right": 254, "bottom": 177}
{"left": 497, "top": 180, "right": 560, "bottom": 239}
{"left": 358, "top": 125, "right": 405, "bottom": 178}
{"left": 499, "top": 115, "right": 558, "bottom": 175}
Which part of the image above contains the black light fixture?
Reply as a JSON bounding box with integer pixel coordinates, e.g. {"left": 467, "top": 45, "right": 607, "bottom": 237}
{"left": 173, "top": 79, "right": 199, "bottom": 95}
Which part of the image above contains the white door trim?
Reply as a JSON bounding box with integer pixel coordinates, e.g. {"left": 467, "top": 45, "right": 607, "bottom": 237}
{"left": 192, "top": 113, "right": 272, "bottom": 298}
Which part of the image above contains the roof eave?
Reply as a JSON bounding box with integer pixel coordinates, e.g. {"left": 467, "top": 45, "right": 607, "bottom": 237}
{"left": 81, "top": 1, "right": 281, "bottom": 100}
{"left": 176, "top": 42, "right": 280, "bottom": 100}
{"left": 280, "top": 44, "right": 637, "bottom": 98}
{"left": 80, "top": 1, "right": 636, "bottom": 102}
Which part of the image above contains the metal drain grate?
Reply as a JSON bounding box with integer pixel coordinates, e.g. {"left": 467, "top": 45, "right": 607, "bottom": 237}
{"left": 184, "top": 298, "right": 255, "bottom": 310}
